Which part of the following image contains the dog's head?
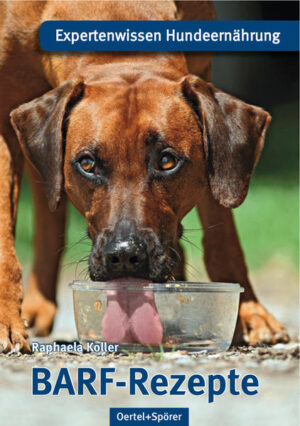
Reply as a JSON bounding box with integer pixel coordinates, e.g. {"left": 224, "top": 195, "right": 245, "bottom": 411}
{"left": 10, "top": 70, "right": 270, "bottom": 282}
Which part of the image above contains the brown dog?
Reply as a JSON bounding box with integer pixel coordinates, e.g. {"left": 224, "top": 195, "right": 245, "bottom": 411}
{"left": 0, "top": 0, "right": 288, "bottom": 352}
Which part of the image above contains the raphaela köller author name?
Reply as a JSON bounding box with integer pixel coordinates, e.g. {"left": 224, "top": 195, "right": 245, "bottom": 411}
{"left": 32, "top": 341, "right": 119, "bottom": 355}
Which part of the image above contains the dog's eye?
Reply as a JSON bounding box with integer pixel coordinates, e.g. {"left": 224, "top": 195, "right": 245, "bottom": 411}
{"left": 159, "top": 153, "right": 178, "bottom": 171}
{"left": 79, "top": 156, "right": 95, "bottom": 174}
{"left": 73, "top": 152, "right": 105, "bottom": 184}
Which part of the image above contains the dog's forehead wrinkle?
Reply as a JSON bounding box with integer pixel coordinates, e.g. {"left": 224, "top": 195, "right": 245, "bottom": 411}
{"left": 82, "top": 64, "right": 181, "bottom": 85}
{"left": 145, "top": 130, "right": 165, "bottom": 146}
{"left": 67, "top": 77, "right": 195, "bottom": 171}
{"left": 126, "top": 84, "right": 138, "bottom": 127}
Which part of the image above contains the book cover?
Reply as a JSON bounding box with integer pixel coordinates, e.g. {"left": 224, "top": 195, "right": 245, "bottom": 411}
{"left": 0, "top": 1, "right": 298, "bottom": 425}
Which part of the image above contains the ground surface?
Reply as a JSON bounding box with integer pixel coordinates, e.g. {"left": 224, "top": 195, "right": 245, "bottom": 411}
{"left": 0, "top": 342, "right": 299, "bottom": 426}
{"left": 0, "top": 261, "right": 298, "bottom": 426}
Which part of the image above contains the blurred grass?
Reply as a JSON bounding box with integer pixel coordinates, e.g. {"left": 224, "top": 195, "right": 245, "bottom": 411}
{"left": 181, "top": 180, "right": 298, "bottom": 271}
{"left": 15, "top": 101, "right": 299, "bottom": 274}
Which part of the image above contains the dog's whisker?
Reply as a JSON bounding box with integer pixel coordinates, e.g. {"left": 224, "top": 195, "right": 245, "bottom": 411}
{"left": 185, "top": 261, "right": 203, "bottom": 276}
{"left": 62, "top": 256, "right": 90, "bottom": 270}
{"left": 180, "top": 236, "right": 203, "bottom": 252}
{"left": 65, "top": 235, "right": 91, "bottom": 249}
{"left": 75, "top": 260, "right": 87, "bottom": 279}
{"left": 56, "top": 233, "right": 91, "bottom": 255}
{"left": 184, "top": 268, "right": 199, "bottom": 281}
{"left": 183, "top": 222, "right": 223, "bottom": 233}
{"left": 184, "top": 263, "right": 204, "bottom": 281}
{"left": 75, "top": 265, "right": 90, "bottom": 280}
{"left": 169, "top": 246, "right": 181, "bottom": 262}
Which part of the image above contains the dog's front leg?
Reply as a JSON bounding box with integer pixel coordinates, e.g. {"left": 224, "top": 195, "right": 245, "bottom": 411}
{"left": 22, "top": 164, "right": 67, "bottom": 337}
{"left": 197, "top": 188, "right": 289, "bottom": 345}
{"left": 0, "top": 133, "right": 30, "bottom": 353}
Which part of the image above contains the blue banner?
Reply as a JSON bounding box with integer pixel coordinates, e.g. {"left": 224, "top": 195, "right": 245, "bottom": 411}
{"left": 40, "top": 20, "right": 299, "bottom": 52}
{"left": 110, "top": 408, "right": 189, "bottom": 426}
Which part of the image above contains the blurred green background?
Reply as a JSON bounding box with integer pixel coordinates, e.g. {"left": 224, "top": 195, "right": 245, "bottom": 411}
{"left": 15, "top": 1, "right": 299, "bottom": 279}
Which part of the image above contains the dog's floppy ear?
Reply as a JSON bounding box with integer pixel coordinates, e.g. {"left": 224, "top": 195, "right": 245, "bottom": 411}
{"left": 182, "top": 75, "right": 271, "bottom": 208}
{"left": 10, "top": 80, "right": 85, "bottom": 211}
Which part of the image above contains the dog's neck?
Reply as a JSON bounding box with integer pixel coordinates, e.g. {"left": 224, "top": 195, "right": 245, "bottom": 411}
{"left": 39, "top": 0, "right": 187, "bottom": 87}
{"left": 42, "top": 52, "right": 188, "bottom": 88}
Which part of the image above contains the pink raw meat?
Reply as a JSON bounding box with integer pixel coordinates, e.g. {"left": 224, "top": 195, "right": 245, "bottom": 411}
{"left": 101, "top": 279, "right": 163, "bottom": 345}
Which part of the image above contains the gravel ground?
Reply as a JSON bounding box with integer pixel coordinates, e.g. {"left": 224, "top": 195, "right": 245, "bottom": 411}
{"left": 0, "top": 343, "right": 299, "bottom": 426}
{"left": 0, "top": 260, "right": 299, "bottom": 426}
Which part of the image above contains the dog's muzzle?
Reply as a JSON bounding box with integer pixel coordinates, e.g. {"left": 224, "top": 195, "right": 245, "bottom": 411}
{"left": 88, "top": 219, "right": 176, "bottom": 282}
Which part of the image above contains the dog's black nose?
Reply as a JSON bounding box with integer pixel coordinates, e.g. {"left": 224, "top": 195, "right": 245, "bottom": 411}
{"left": 103, "top": 220, "right": 149, "bottom": 276}
{"left": 104, "top": 239, "right": 148, "bottom": 273}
